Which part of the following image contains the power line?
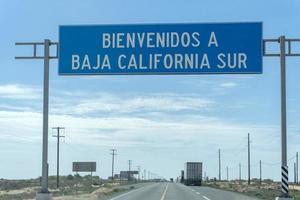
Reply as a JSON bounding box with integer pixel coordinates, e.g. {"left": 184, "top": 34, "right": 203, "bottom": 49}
{"left": 52, "top": 127, "right": 65, "bottom": 188}
{"left": 294, "top": 162, "right": 297, "bottom": 184}
{"left": 110, "top": 149, "right": 117, "bottom": 181}
{"left": 219, "top": 149, "right": 221, "bottom": 181}
{"left": 226, "top": 166, "right": 229, "bottom": 181}
{"left": 259, "top": 160, "right": 262, "bottom": 184}
{"left": 297, "top": 152, "right": 299, "bottom": 184}
{"left": 137, "top": 166, "right": 141, "bottom": 181}
{"left": 248, "top": 133, "right": 251, "bottom": 185}
{"left": 239, "top": 163, "right": 241, "bottom": 181}
{"left": 128, "top": 160, "right": 132, "bottom": 181}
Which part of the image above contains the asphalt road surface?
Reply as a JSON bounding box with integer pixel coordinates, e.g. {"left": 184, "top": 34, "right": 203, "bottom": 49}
{"left": 108, "top": 182, "right": 259, "bottom": 200}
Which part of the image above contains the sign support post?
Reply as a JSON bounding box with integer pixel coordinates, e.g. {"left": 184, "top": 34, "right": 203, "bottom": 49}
{"left": 264, "top": 37, "right": 300, "bottom": 200}
{"left": 15, "top": 40, "right": 58, "bottom": 200}
{"left": 279, "top": 36, "right": 289, "bottom": 198}
{"left": 41, "top": 39, "right": 50, "bottom": 195}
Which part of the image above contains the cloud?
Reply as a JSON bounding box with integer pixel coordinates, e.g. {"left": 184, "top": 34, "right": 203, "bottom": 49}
{"left": 0, "top": 85, "right": 276, "bottom": 150}
{"left": 0, "top": 84, "right": 41, "bottom": 100}
{"left": 0, "top": 110, "right": 41, "bottom": 142}
{"left": 51, "top": 93, "right": 216, "bottom": 115}
{"left": 182, "top": 79, "right": 240, "bottom": 96}
{"left": 0, "top": 107, "right": 278, "bottom": 151}
{"left": 219, "top": 82, "right": 238, "bottom": 88}
{"left": 0, "top": 86, "right": 283, "bottom": 180}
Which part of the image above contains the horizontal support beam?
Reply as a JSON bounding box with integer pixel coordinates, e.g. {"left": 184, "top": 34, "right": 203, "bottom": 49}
{"left": 263, "top": 54, "right": 300, "bottom": 57}
{"left": 263, "top": 38, "right": 300, "bottom": 42}
{"left": 15, "top": 42, "right": 58, "bottom": 45}
{"left": 15, "top": 41, "right": 58, "bottom": 60}
{"left": 15, "top": 39, "right": 300, "bottom": 58}
{"left": 263, "top": 38, "right": 300, "bottom": 57}
{"left": 15, "top": 56, "right": 58, "bottom": 59}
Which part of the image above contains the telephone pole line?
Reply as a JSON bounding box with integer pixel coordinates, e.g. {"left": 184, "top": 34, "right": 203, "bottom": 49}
{"left": 226, "top": 166, "right": 229, "bottom": 181}
{"left": 137, "top": 166, "right": 141, "bottom": 181}
{"left": 259, "top": 160, "right": 262, "bottom": 184}
{"left": 52, "top": 127, "right": 65, "bottom": 188}
{"left": 248, "top": 133, "right": 251, "bottom": 185}
{"left": 219, "top": 149, "right": 221, "bottom": 181}
{"left": 294, "top": 162, "right": 297, "bottom": 184}
{"left": 239, "top": 163, "right": 241, "bottom": 181}
{"left": 297, "top": 152, "right": 299, "bottom": 184}
{"left": 110, "top": 149, "right": 117, "bottom": 181}
{"left": 128, "top": 160, "right": 132, "bottom": 181}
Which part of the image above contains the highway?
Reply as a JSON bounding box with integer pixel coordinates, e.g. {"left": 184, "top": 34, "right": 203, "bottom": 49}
{"left": 108, "top": 182, "right": 259, "bottom": 200}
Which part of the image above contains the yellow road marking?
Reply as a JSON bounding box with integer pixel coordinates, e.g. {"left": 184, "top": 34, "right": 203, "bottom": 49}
{"left": 160, "top": 183, "right": 169, "bottom": 200}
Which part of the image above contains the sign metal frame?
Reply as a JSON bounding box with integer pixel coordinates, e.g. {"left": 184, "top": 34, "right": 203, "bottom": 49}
{"left": 15, "top": 23, "right": 300, "bottom": 198}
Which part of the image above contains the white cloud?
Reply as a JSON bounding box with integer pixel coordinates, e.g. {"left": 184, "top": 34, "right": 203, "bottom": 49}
{"left": 0, "top": 84, "right": 41, "bottom": 100}
{"left": 51, "top": 93, "right": 215, "bottom": 115}
{"left": 219, "top": 82, "right": 238, "bottom": 88}
{"left": 0, "top": 108, "right": 278, "bottom": 150}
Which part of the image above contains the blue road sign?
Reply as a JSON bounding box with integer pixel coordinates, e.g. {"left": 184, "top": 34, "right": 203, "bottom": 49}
{"left": 59, "top": 22, "right": 262, "bottom": 75}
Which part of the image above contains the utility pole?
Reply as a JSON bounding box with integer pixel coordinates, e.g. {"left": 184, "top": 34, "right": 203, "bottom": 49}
{"left": 144, "top": 169, "right": 146, "bottom": 180}
{"left": 110, "top": 149, "right": 117, "bottom": 181}
{"left": 239, "top": 163, "right": 241, "bottom": 181}
{"left": 248, "top": 133, "right": 251, "bottom": 185}
{"left": 52, "top": 127, "right": 65, "bottom": 188}
{"left": 297, "top": 152, "right": 299, "bottom": 184}
{"left": 294, "top": 162, "right": 297, "bottom": 184}
{"left": 226, "top": 166, "right": 228, "bottom": 181}
{"left": 128, "top": 160, "right": 132, "bottom": 182}
{"left": 137, "top": 166, "right": 141, "bottom": 181}
{"left": 219, "top": 149, "right": 221, "bottom": 181}
{"left": 259, "top": 160, "right": 262, "bottom": 184}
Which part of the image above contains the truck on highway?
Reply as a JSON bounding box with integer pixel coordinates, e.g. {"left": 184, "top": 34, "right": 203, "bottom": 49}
{"left": 184, "top": 162, "right": 202, "bottom": 186}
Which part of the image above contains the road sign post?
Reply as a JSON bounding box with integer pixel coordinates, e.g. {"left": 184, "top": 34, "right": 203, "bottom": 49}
{"left": 41, "top": 39, "right": 50, "bottom": 194}
{"left": 264, "top": 37, "right": 300, "bottom": 200}
{"left": 280, "top": 36, "right": 289, "bottom": 198}
{"left": 15, "top": 41, "right": 58, "bottom": 200}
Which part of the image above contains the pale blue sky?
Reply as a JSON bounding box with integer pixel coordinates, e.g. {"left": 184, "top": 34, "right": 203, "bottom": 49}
{"left": 0, "top": 0, "right": 300, "bottom": 181}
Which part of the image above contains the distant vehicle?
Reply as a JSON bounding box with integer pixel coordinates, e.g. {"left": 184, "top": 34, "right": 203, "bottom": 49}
{"left": 170, "top": 178, "right": 174, "bottom": 182}
{"left": 184, "top": 162, "right": 202, "bottom": 186}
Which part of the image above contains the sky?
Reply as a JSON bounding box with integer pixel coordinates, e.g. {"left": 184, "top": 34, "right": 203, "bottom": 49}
{"left": 0, "top": 0, "right": 300, "bottom": 181}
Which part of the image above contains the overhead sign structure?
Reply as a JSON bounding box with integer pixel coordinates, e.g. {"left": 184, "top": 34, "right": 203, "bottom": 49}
{"left": 59, "top": 22, "right": 263, "bottom": 75}
{"left": 72, "top": 162, "right": 96, "bottom": 172}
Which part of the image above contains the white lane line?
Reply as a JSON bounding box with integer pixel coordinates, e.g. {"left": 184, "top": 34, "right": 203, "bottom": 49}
{"left": 202, "top": 195, "right": 210, "bottom": 200}
{"left": 179, "top": 184, "right": 208, "bottom": 200}
{"left": 109, "top": 183, "right": 156, "bottom": 200}
{"left": 160, "top": 183, "right": 169, "bottom": 200}
{"left": 109, "top": 189, "right": 137, "bottom": 200}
